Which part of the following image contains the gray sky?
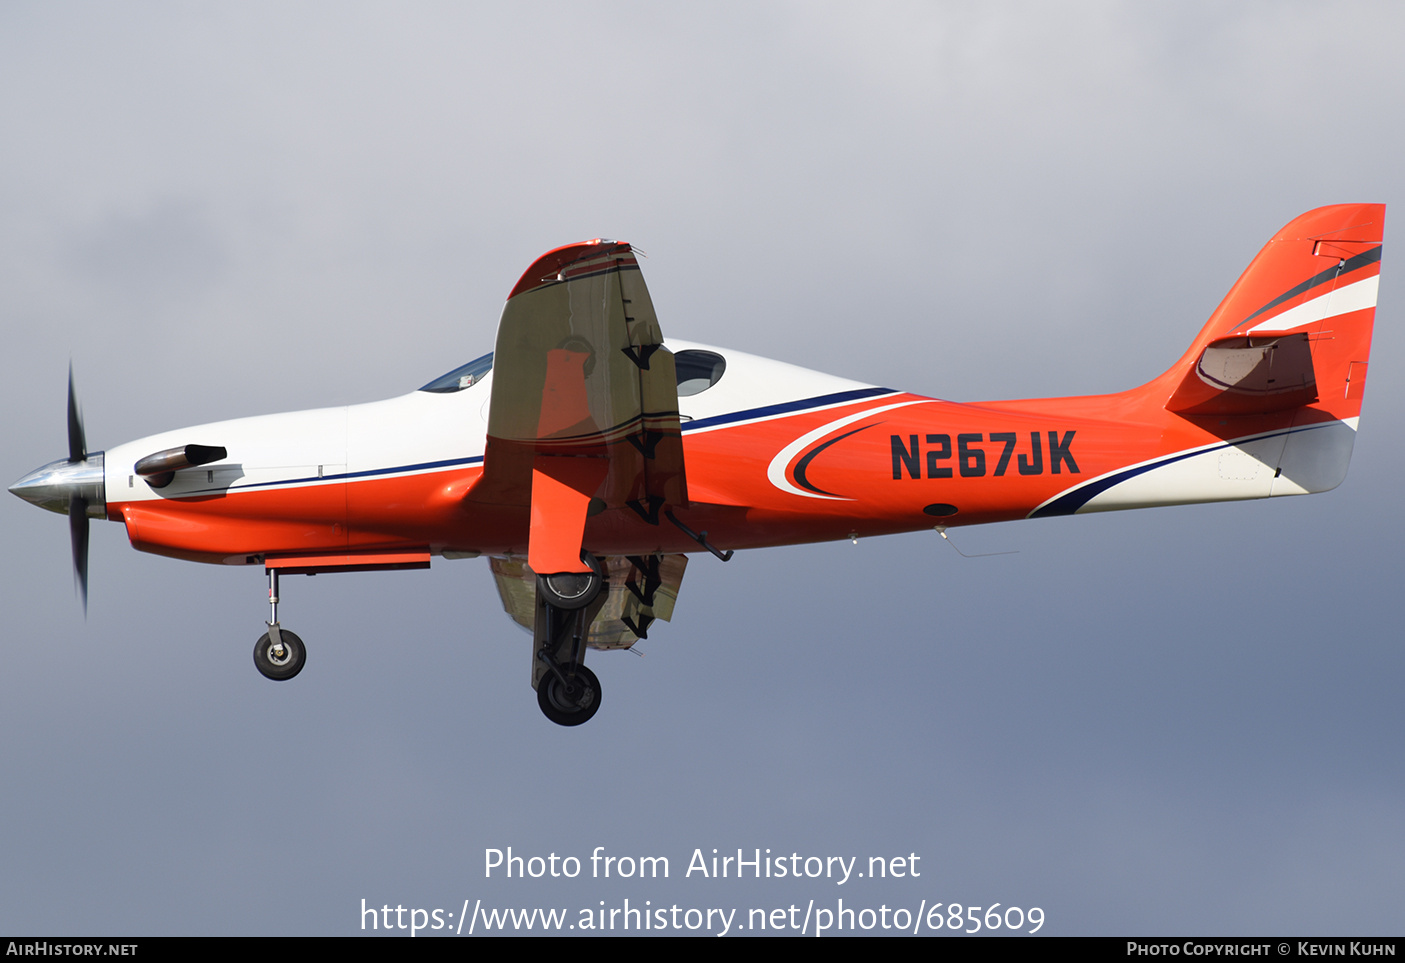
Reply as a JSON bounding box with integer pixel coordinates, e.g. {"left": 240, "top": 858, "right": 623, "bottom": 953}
{"left": 2, "top": 2, "right": 1403, "bottom": 935}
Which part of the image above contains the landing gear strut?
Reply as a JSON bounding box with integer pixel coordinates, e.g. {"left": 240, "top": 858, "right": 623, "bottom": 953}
{"left": 532, "top": 552, "right": 606, "bottom": 726}
{"left": 255, "top": 568, "right": 306, "bottom": 681}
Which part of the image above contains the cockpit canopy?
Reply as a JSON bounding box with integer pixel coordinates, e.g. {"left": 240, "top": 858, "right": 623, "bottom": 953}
{"left": 419, "top": 353, "right": 495, "bottom": 393}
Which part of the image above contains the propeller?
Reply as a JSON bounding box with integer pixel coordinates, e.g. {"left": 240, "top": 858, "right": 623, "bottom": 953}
{"left": 67, "top": 364, "right": 86, "bottom": 463}
{"left": 9, "top": 367, "right": 105, "bottom": 616}
{"left": 67, "top": 365, "right": 90, "bottom": 613}
{"left": 11, "top": 369, "right": 218, "bottom": 617}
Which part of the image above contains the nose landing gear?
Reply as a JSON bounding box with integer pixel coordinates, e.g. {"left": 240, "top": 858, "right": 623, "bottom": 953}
{"left": 254, "top": 568, "right": 306, "bottom": 681}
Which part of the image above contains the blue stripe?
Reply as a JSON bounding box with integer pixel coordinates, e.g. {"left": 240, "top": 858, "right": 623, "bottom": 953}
{"left": 186, "top": 455, "right": 486, "bottom": 496}
{"left": 1029, "top": 452, "right": 1204, "bottom": 518}
{"left": 167, "top": 388, "right": 893, "bottom": 496}
{"left": 682, "top": 386, "right": 895, "bottom": 432}
{"left": 1029, "top": 423, "right": 1332, "bottom": 518}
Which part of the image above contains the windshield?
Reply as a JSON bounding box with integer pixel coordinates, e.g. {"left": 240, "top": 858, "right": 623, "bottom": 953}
{"left": 420, "top": 352, "right": 494, "bottom": 393}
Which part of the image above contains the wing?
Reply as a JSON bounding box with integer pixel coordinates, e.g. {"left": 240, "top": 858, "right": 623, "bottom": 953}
{"left": 467, "top": 240, "right": 687, "bottom": 575}
{"left": 490, "top": 554, "right": 688, "bottom": 649}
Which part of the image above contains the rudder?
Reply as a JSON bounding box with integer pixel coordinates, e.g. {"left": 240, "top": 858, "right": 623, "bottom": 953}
{"left": 1153, "top": 203, "right": 1383, "bottom": 424}
{"left": 1037, "top": 205, "right": 1385, "bottom": 516}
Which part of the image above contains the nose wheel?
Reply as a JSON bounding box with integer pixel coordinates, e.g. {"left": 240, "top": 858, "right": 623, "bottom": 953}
{"left": 254, "top": 567, "right": 306, "bottom": 681}
{"left": 254, "top": 628, "right": 306, "bottom": 681}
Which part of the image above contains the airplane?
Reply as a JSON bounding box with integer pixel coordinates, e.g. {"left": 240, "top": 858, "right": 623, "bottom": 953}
{"left": 9, "top": 204, "right": 1384, "bottom": 726}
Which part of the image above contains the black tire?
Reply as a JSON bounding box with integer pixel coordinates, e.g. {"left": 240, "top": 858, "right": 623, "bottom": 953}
{"left": 537, "top": 664, "right": 601, "bottom": 726}
{"left": 537, "top": 552, "right": 605, "bottom": 610}
{"left": 254, "top": 630, "right": 306, "bottom": 681}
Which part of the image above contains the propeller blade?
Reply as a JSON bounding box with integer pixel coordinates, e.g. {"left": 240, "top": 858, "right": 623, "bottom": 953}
{"left": 67, "top": 364, "right": 87, "bottom": 464}
{"left": 69, "top": 493, "right": 89, "bottom": 615}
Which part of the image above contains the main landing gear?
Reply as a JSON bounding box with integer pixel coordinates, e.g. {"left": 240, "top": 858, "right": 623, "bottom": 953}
{"left": 532, "top": 553, "right": 606, "bottom": 726}
{"left": 537, "top": 662, "right": 601, "bottom": 726}
{"left": 254, "top": 568, "right": 306, "bottom": 681}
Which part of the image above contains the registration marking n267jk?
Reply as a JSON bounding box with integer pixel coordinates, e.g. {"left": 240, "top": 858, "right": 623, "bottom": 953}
{"left": 890, "top": 431, "right": 1078, "bottom": 479}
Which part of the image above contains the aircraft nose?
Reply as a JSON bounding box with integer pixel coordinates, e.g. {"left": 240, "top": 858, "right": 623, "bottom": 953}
{"left": 9, "top": 454, "right": 106, "bottom": 517}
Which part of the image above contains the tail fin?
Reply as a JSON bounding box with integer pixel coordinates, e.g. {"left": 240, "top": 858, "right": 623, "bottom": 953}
{"left": 1153, "top": 203, "right": 1383, "bottom": 422}
{"left": 1019, "top": 205, "right": 1382, "bottom": 518}
{"left": 1130, "top": 203, "right": 1384, "bottom": 501}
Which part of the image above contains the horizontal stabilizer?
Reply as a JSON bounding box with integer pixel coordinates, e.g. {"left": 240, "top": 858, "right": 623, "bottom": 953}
{"left": 1166, "top": 332, "right": 1317, "bottom": 415}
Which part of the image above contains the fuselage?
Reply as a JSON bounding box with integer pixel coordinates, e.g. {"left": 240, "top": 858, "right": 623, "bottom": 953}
{"left": 89, "top": 336, "right": 1353, "bottom": 569}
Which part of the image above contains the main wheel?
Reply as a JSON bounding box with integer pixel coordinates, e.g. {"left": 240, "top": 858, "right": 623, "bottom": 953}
{"left": 537, "top": 664, "right": 601, "bottom": 726}
{"left": 537, "top": 552, "right": 605, "bottom": 610}
{"left": 254, "top": 630, "right": 306, "bottom": 681}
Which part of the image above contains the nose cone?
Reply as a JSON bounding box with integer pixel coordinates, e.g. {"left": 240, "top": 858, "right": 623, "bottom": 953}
{"left": 9, "top": 453, "right": 106, "bottom": 517}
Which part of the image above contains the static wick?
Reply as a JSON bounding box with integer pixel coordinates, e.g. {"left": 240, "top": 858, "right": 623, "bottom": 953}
{"left": 933, "top": 525, "right": 1018, "bottom": 559}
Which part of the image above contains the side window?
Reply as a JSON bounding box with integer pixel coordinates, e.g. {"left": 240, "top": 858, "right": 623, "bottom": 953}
{"left": 420, "top": 353, "right": 494, "bottom": 393}
{"left": 674, "top": 349, "right": 726, "bottom": 397}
